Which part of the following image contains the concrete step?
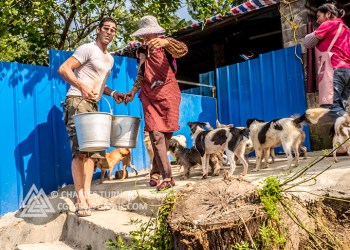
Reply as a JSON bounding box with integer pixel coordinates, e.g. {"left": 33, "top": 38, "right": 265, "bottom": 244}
{"left": 64, "top": 209, "right": 150, "bottom": 250}
{"left": 16, "top": 241, "right": 75, "bottom": 250}
{"left": 57, "top": 169, "right": 200, "bottom": 217}
{"left": 5, "top": 155, "right": 349, "bottom": 250}
{"left": 0, "top": 212, "right": 67, "bottom": 250}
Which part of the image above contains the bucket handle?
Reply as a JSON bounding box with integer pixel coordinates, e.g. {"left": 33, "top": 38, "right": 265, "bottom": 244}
{"left": 101, "top": 96, "right": 113, "bottom": 114}
{"left": 74, "top": 96, "right": 112, "bottom": 115}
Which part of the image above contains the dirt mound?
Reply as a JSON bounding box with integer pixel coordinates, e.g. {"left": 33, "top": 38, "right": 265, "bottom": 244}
{"left": 169, "top": 178, "right": 266, "bottom": 249}
{"left": 303, "top": 199, "right": 350, "bottom": 248}
{"left": 168, "top": 176, "right": 350, "bottom": 249}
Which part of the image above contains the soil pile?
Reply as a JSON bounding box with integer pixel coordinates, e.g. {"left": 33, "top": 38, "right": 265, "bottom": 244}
{"left": 169, "top": 178, "right": 265, "bottom": 249}
{"left": 168, "top": 176, "right": 350, "bottom": 249}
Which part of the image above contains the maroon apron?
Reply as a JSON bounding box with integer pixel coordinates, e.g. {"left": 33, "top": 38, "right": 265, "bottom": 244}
{"left": 139, "top": 48, "right": 181, "bottom": 132}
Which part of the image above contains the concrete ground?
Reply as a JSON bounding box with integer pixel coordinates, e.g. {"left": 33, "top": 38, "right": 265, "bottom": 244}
{"left": 1, "top": 151, "right": 350, "bottom": 250}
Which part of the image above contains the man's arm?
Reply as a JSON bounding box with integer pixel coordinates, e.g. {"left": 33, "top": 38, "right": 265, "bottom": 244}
{"left": 58, "top": 56, "right": 97, "bottom": 99}
{"left": 103, "top": 86, "right": 124, "bottom": 104}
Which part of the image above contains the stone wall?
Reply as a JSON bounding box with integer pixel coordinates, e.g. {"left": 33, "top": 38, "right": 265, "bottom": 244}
{"left": 280, "top": 0, "right": 308, "bottom": 48}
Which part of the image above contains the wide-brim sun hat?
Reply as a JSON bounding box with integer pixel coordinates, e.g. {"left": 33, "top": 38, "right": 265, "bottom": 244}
{"left": 131, "top": 15, "right": 165, "bottom": 37}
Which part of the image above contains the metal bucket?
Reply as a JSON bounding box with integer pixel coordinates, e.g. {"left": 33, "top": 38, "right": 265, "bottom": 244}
{"left": 111, "top": 116, "right": 141, "bottom": 148}
{"left": 73, "top": 97, "right": 112, "bottom": 152}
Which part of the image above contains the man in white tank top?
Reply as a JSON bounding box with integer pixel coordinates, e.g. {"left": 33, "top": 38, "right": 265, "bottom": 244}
{"left": 58, "top": 17, "right": 124, "bottom": 217}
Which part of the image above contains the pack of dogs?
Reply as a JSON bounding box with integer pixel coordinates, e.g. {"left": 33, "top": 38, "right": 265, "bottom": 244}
{"left": 94, "top": 107, "right": 350, "bottom": 184}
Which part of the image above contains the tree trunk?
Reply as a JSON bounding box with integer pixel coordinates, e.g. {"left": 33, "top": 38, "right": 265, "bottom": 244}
{"left": 168, "top": 178, "right": 266, "bottom": 249}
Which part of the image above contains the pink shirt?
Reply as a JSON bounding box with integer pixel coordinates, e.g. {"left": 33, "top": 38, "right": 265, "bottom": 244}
{"left": 315, "top": 18, "right": 350, "bottom": 69}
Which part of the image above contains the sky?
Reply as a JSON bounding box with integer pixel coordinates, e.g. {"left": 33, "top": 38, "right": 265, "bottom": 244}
{"left": 176, "top": 4, "right": 195, "bottom": 22}
{"left": 125, "top": 0, "right": 195, "bottom": 22}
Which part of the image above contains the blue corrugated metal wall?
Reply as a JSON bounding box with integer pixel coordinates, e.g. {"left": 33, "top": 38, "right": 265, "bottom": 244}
{"left": 0, "top": 50, "right": 217, "bottom": 216}
{"left": 216, "top": 45, "right": 310, "bottom": 151}
{"left": 182, "top": 71, "right": 215, "bottom": 97}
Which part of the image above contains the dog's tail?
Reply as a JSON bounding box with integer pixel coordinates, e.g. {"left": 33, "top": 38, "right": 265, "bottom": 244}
{"left": 334, "top": 116, "right": 348, "bottom": 136}
{"left": 294, "top": 108, "right": 329, "bottom": 125}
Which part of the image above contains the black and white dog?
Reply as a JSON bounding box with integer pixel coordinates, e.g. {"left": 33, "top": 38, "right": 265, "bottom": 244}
{"left": 187, "top": 122, "right": 250, "bottom": 178}
{"left": 246, "top": 108, "right": 328, "bottom": 171}
{"left": 168, "top": 138, "right": 222, "bottom": 179}
{"left": 216, "top": 120, "right": 254, "bottom": 164}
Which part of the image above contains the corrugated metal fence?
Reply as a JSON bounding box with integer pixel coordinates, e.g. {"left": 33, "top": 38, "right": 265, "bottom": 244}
{"left": 0, "top": 45, "right": 308, "bottom": 215}
{"left": 216, "top": 45, "right": 311, "bottom": 151}
{"left": 0, "top": 50, "right": 217, "bottom": 216}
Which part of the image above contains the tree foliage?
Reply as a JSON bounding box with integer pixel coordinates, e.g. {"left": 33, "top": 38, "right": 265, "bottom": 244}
{"left": 0, "top": 0, "right": 243, "bottom": 65}
{"left": 0, "top": 0, "right": 187, "bottom": 65}
{"left": 185, "top": 0, "right": 243, "bottom": 21}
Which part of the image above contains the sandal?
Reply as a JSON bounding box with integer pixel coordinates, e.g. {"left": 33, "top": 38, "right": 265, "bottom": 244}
{"left": 149, "top": 175, "right": 161, "bottom": 187}
{"left": 156, "top": 179, "right": 174, "bottom": 191}
{"left": 74, "top": 208, "right": 91, "bottom": 217}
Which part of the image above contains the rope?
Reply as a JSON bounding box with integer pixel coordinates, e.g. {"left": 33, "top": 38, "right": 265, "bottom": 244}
{"left": 279, "top": 0, "right": 304, "bottom": 64}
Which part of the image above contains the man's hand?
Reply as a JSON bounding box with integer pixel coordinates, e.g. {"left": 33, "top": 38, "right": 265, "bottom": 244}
{"left": 124, "top": 88, "right": 138, "bottom": 104}
{"left": 81, "top": 84, "right": 98, "bottom": 99}
{"left": 113, "top": 92, "right": 125, "bottom": 104}
{"left": 147, "top": 37, "right": 169, "bottom": 51}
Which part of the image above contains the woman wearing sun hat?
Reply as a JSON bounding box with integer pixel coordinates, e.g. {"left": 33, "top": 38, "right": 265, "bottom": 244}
{"left": 124, "top": 15, "right": 188, "bottom": 191}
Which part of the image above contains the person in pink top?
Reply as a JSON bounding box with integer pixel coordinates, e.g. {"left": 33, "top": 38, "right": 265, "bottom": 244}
{"left": 303, "top": 4, "right": 350, "bottom": 122}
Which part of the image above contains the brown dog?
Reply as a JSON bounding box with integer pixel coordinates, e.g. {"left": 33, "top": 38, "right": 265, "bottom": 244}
{"left": 95, "top": 148, "right": 138, "bottom": 184}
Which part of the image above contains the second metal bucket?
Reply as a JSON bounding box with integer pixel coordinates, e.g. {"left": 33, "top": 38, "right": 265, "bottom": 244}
{"left": 111, "top": 115, "right": 141, "bottom": 148}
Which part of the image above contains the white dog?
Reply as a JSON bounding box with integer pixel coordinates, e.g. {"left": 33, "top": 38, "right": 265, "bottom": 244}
{"left": 331, "top": 116, "right": 350, "bottom": 162}
{"left": 246, "top": 108, "right": 328, "bottom": 171}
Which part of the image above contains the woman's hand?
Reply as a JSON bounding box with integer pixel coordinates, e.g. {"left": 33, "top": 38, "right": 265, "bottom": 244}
{"left": 147, "top": 37, "right": 169, "bottom": 51}
{"left": 124, "top": 87, "right": 139, "bottom": 104}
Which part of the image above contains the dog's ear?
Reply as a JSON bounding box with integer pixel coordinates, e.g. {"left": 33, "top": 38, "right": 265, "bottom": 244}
{"left": 246, "top": 118, "right": 263, "bottom": 127}
{"left": 187, "top": 122, "right": 197, "bottom": 133}
{"left": 246, "top": 119, "right": 254, "bottom": 128}
{"left": 200, "top": 122, "right": 207, "bottom": 128}
{"left": 239, "top": 127, "right": 250, "bottom": 137}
